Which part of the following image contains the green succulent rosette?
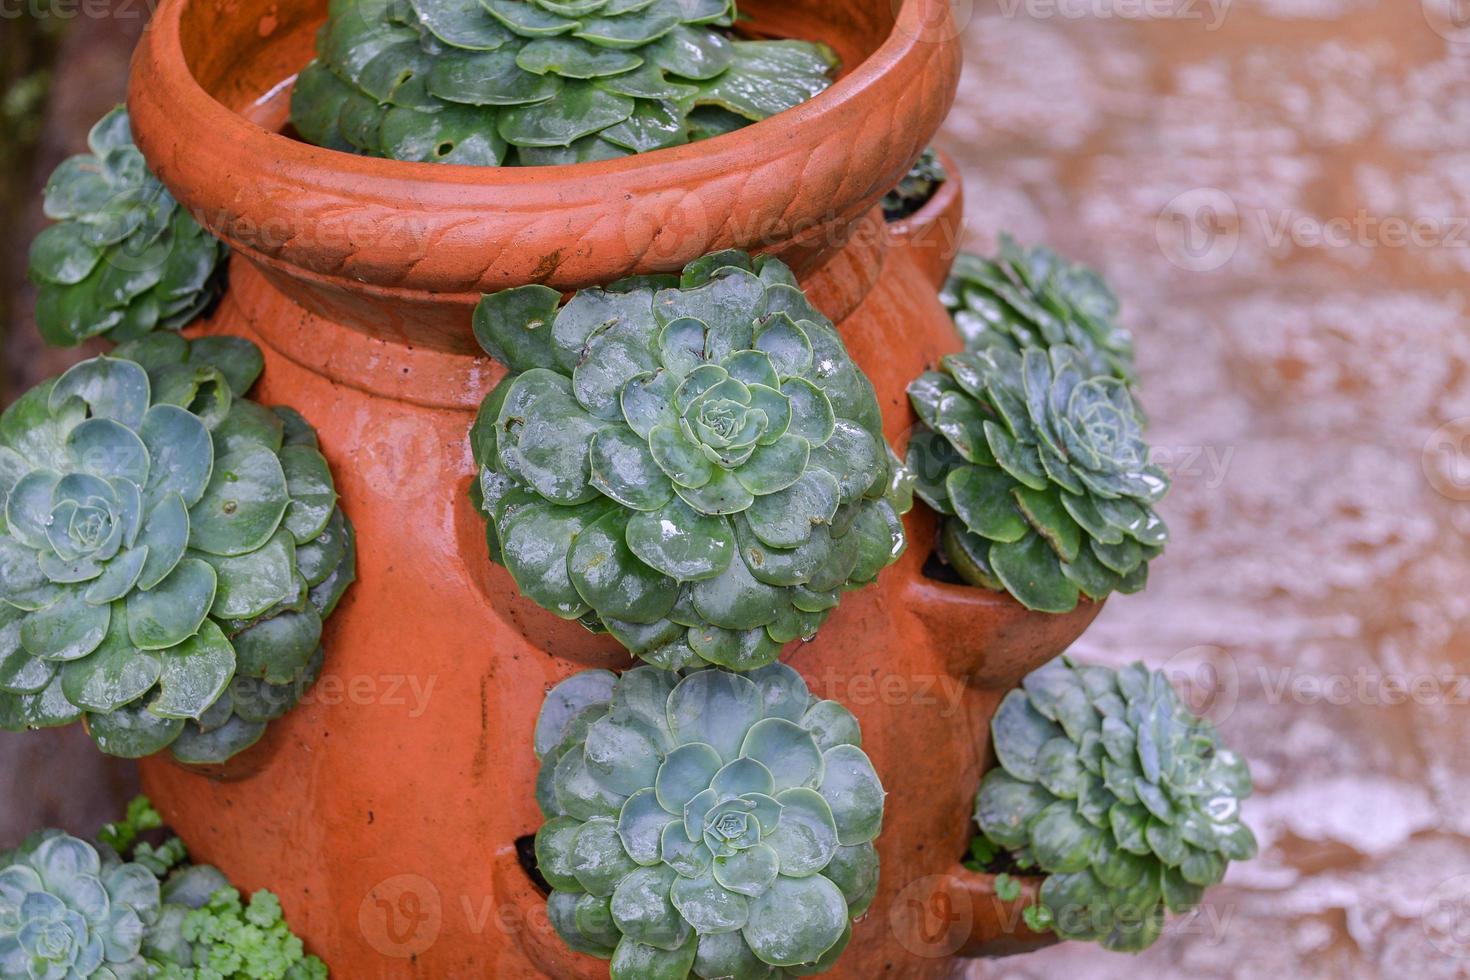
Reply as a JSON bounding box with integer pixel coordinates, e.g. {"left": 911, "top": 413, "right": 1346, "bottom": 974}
{"left": 942, "top": 235, "right": 1135, "bottom": 385}
{"left": 470, "top": 250, "right": 906, "bottom": 671}
{"left": 0, "top": 333, "right": 356, "bottom": 764}
{"left": 0, "top": 831, "right": 164, "bottom": 979}
{"left": 880, "top": 147, "right": 946, "bottom": 223}
{"left": 289, "top": 0, "right": 836, "bottom": 166}
{"left": 534, "top": 664, "right": 884, "bottom": 977}
{"left": 905, "top": 343, "right": 1167, "bottom": 613}
{"left": 973, "top": 657, "right": 1256, "bottom": 951}
{"left": 29, "top": 107, "right": 228, "bottom": 348}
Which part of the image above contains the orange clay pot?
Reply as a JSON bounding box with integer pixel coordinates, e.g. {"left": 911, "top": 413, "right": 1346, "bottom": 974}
{"left": 127, "top": 0, "right": 1093, "bottom": 974}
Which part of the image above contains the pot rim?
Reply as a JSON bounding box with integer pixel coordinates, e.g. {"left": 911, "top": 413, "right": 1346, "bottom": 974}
{"left": 128, "top": 0, "right": 964, "bottom": 297}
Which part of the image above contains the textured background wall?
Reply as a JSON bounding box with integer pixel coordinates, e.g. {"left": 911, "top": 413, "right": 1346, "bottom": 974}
{"left": 949, "top": 1, "right": 1470, "bottom": 976}
{"left": 3, "top": 1, "right": 1469, "bottom": 976}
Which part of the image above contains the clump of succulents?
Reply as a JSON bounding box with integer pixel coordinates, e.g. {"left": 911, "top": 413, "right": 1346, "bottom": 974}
{"left": 880, "top": 147, "right": 946, "bottom": 222}
{"left": 942, "top": 235, "right": 1135, "bottom": 385}
{"left": 470, "top": 250, "right": 906, "bottom": 671}
{"left": 290, "top": 0, "right": 836, "bottom": 166}
{"left": 905, "top": 343, "right": 1167, "bottom": 613}
{"left": 973, "top": 657, "right": 1256, "bottom": 951}
{"left": 0, "top": 333, "right": 355, "bottom": 763}
{"left": 0, "top": 831, "right": 165, "bottom": 979}
{"left": 29, "top": 107, "right": 227, "bottom": 347}
{"left": 534, "top": 664, "right": 883, "bottom": 977}
{"left": 2, "top": 798, "right": 327, "bottom": 978}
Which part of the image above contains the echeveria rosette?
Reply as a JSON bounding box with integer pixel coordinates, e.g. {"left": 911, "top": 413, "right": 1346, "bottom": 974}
{"left": 470, "top": 251, "right": 906, "bottom": 671}
{"left": 533, "top": 664, "right": 884, "bottom": 977}
{"left": 0, "top": 831, "right": 164, "bottom": 979}
{"left": 942, "top": 235, "right": 1135, "bottom": 386}
{"left": 880, "top": 147, "right": 946, "bottom": 223}
{"left": 0, "top": 333, "right": 356, "bottom": 764}
{"left": 29, "top": 107, "right": 227, "bottom": 348}
{"left": 973, "top": 657, "right": 1256, "bottom": 951}
{"left": 905, "top": 343, "right": 1168, "bottom": 613}
{"left": 289, "top": 0, "right": 836, "bottom": 166}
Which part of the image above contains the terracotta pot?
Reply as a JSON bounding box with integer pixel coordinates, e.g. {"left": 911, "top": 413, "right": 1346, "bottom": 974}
{"left": 128, "top": 0, "right": 1084, "bottom": 973}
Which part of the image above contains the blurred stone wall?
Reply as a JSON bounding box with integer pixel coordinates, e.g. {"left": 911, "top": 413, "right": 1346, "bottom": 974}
{"left": 951, "top": 0, "right": 1470, "bottom": 977}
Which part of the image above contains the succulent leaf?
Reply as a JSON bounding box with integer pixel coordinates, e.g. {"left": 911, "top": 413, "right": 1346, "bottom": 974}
{"left": 973, "top": 658, "right": 1255, "bottom": 952}
{"left": 535, "top": 664, "right": 883, "bottom": 976}
{"left": 0, "top": 338, "right": 355, "bottom": 763}
{"left": 473, "top": 253, "right": 906, "bottom": 670}
{"left": 29, "top": 108, "right": 228, "bottom": 348}
{"left": 289, "top": 0, "right": 836, "bottom": 165}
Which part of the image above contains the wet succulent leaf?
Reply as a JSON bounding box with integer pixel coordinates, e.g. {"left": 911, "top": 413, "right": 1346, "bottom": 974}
{"left": 187, "top": 445, "right": 289, "bottom": 557}
{"left": 742, "top": 873, "right": 847, "bottom": 968}
{"left": 150, "top": 619, "right": 234, "bottom": 719}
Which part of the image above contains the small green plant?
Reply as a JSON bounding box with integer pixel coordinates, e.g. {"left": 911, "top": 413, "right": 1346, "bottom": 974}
{"left": 150, "top": 876, "right": 328, "bottom": 980}
{"left": 992, "top": 872, "right": 1020, "bottom": 902}
{"left": 905, "top": 343, "right": 1167, "bottom": 612}
{"left": 290, "top": 0, "right": 836, "bottom": 165}
{"left": 533, "top": 664, "right": 884, "bottom": 977}
{"left": 29, "top": 107, "right": 227, "bottom": 347}
{"left": 470, "top": 250, "right": 906, "bottom": 671}
{"left": 0, "top": 334, "right": 355, "bottom": 763}
{"left": 941, "top": 235, "right": 1135, "bottom": 386}
{"left": 880, "top": 147, "right": 946, "bottom": 222}
{"left": 972, "top": 658, "right": 1256, "bottom": 951}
